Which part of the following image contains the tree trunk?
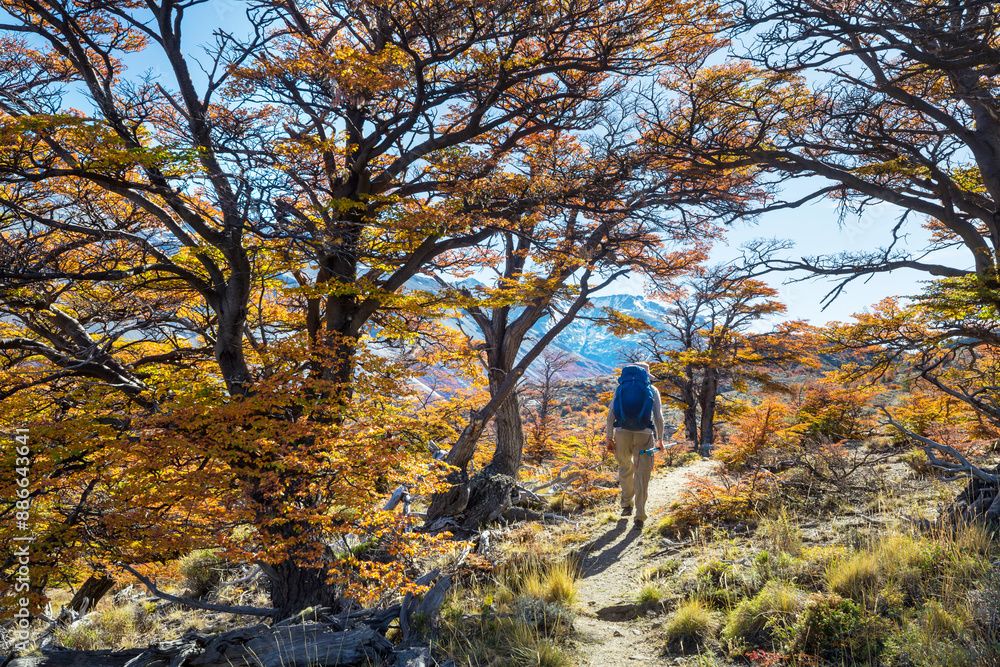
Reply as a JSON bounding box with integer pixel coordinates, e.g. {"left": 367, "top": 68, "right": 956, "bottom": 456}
{"left": 68, "top": 573, "right": 116, "bottom": 614}
{"left": 426, "top": 278, "right": 595, "bottom": 525}
{"left": 261, "top": 559, "right": 352, "bottom": 622}
{"left": 942, "top": 472, "right": 1000, "bottom": 531}
{"left": 424, "top": 413, "right": 491, "bottom": 523}
{"left": 680, "top": 374, "right": 699, "bottom": 446}
{"left": 215, "top": 253, "right": 253, "bottom": 397}
{"left": 488, "top": 388, "right": 525, "bottom": 478}
{"left": 462, "top": 470, "right": 516, "bottom": 529}
{"left": 424, "top": 467, "right": 471, "bottom": 523}
{"left": 699, "top": 369, "right": 719, "bottom": 453}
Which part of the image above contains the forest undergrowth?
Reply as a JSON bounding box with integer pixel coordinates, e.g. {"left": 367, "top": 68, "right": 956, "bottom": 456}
{"left": 10, "top": 371, "right": 1000, "bottom": 667}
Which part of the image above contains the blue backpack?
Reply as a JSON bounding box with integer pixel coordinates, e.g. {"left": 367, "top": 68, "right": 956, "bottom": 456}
{"left": 612, "top": 365, "right": 655, "bottom": 431}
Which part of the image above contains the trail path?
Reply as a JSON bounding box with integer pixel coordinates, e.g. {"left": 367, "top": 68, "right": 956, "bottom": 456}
{"left": 571, "top": 459, "right": 716, "bottom": 666}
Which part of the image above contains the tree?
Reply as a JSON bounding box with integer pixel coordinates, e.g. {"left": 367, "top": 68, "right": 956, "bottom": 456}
{"left": 642, "top": 0, "right": 1000, "bottom": 519}
{"left": 523, "top": 350, "right": 574, "bottom": 463}
{"left": 634, "top": 265, "right": 813, "bottom": 451}
{"left": 656, "top": 0, "right": 1000, "bottom": 297}
{"left": 401, "top": 0, "right": 764, "bottom": 523}
{"left": 423, "top": 189, "right": 705, "bottom": 524}
{"left": 0, "top": 0, "right": 720, "bottom": 617}
{"left": 828, "top": 281, "right": 1000, "bottom": 525}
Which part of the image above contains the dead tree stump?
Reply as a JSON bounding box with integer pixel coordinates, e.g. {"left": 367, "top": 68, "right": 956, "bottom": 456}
{"left": 461, "top": 470, "right": 515, "bottom": 529}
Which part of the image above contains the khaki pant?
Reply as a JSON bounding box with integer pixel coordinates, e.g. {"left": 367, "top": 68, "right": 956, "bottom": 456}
{"left": 614, "top": 429, "right": 654, "bottom": 521}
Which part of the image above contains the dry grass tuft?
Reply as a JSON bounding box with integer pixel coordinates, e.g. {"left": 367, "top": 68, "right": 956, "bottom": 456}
{"left": 519, "top": 558, "right": 578, "bottom": 606}
{"left": 663, "top": 599, "right": 720, "bottom": 652}
{"left": 636, "top": 582, "right": 664, "bottom": 604}
{"left": 755, "top": 509, "right": 803, "bottom": 556}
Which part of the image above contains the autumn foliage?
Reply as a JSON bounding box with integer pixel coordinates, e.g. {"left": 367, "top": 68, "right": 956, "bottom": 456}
{"left": 0, "top": 339, "right": 453, "bottom": 614}
{"left": 5, "top": 0, "right": 1000, "bottom": 648}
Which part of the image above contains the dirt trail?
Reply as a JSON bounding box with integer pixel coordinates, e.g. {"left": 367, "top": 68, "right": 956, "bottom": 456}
{"left": 571, "top": 458, "right": 716, "bottom": 666}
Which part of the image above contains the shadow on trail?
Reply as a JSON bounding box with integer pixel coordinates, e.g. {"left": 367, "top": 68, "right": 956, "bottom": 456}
{"left": 579, "top": 519, "right": 641, "bottom": 577}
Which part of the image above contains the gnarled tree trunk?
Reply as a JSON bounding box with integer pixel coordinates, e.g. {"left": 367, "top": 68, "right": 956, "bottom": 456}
{"left": 462, "top": 470, "right": 516, "bottom": 530}
{"left": 425, "top": 273, "right": 598, "bottom": 527}
{"left": 260, "top": 559, "right": 352, "bottom": 622}
{"left": 680, "top": 376, "right": 699, "bottom": 446}
{"left": 698, "top": 369, "right": 719, "bottom": 454}
{"left": 942, "top": 472, "right": 1000, "bottom": 530}
{"left": 488, "top": 387, "right": 525, "bottom": 478}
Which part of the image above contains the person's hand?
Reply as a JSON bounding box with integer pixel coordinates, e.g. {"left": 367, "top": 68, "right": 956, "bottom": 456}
{"left": 657, "top": 439, "right": 665, "bottom": 452}
{"left": 606, "top": 437, "right": 615, "bottom": 453}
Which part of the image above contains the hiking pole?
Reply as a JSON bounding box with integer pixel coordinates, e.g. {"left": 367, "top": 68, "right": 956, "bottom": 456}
{"left": 639, "top": 441, "right": 680, "bottom": 456}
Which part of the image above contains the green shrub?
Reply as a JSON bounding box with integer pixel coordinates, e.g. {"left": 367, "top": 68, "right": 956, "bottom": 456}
{"left": 653, "top": 513, "right": 686, "bottom": 538}
{"left": 56, "top": 604, "right": 147, "bottom": 650}
{"left": 786, "top": 594, "right": 883, "bottom": 663}
{"left": 697, "top": 560, "right": 735, "bottom": 588}
{"left": 57, "top": 623, "right": 101, "bottom": 651}
{"left": 439, "top": 598, "right": 573, "bottom": 667}
{"left": 752, "top": 550, "right": 810, "bottom": 587}
{"left": 883, "top": 615, "right": 976, "bottom": 667}
{"left": 721, "top": 580, "right": 804, "bottom": 648}
{"left": 690, "top": 560, "right": 745, "bottom": 609}
{"left": 636, "top": 582, "right": 663, "bottom": 604}
{"left": 677, "top": 451, "right": 701, "bottom": 467}
{"left": 902, "top": 448, "right": 935, "bottom": 476}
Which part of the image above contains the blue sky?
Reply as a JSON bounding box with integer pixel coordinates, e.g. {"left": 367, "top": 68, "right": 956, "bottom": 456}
{"left": 722, "top": 199, "right": 970, "bottom": 326}
{"left": 614, "top": 185, "right": 973, "bottom": 327}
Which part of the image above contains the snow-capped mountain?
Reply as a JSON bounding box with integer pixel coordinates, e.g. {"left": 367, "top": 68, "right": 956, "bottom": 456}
{"left": 401, "top": 277, "right": 670, "bottom": 380}
{"left": 527, "top": 294, "right": 671, "bottom": 371}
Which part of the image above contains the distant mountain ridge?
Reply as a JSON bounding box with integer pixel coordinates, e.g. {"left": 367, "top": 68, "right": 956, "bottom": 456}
{"left": 403, "top": 277, "right": 671, "bottom": 380}
{"left": 527, "top": 293, "right": 671, "bottom": 371}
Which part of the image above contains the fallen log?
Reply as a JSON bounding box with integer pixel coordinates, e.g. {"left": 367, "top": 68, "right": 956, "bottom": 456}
{"left": 885, "top": 411, "right": 1000, "bottom": 532}
{"left": 2, "top": 623, "right": 393, "bottom": 667}
{"left": 1, "top": 648, "right": 145, "bottom": 666}
{"left": 1, "top": 570, "right": 452, "bottom": 667}
{"left": 390, "top": 571, "right": 452, "bottom": 667}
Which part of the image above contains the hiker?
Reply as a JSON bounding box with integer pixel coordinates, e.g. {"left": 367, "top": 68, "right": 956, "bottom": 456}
{"left": 606, "top": 362, "right": 664, "bottom": 530}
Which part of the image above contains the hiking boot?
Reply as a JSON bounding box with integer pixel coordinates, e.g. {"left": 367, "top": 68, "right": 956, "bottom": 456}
{"left": 620, "top": 506, "right": 633, "bottom": 517}
{"left": 632, "top": 519, "right": 644, "bottom": 530}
